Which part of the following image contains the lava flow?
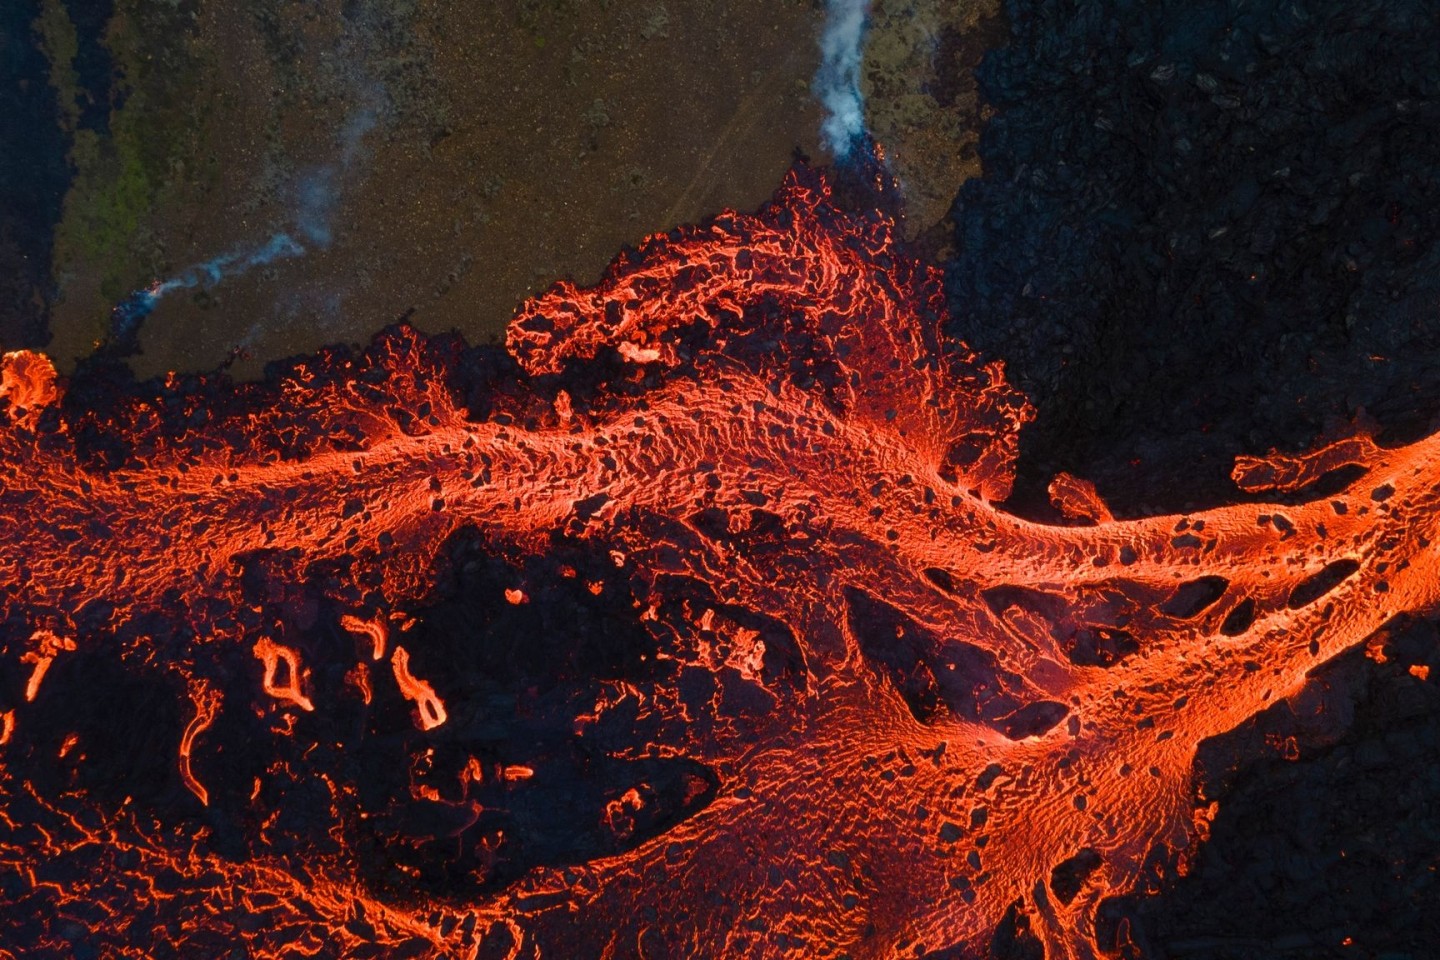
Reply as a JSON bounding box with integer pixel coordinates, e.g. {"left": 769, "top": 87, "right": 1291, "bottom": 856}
{"left": 2, "top": 166, "right": 1437, "bottom": 959}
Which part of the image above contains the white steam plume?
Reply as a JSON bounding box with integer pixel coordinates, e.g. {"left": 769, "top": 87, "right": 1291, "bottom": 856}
{"left": 815, "top": 0, "right": 871, "bottom": 158}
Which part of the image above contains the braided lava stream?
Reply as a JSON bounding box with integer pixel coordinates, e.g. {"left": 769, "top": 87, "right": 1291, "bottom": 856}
{"left": 1, "top": 167, "right": 1436, "bottom": 959}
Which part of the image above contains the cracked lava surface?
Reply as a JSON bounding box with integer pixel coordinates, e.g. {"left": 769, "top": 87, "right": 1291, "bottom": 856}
{"left": 2, "top": 167, "right": 1437, "bottom": 959}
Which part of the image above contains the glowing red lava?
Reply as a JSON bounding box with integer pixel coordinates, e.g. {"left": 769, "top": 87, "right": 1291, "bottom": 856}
{"left": 2, "top": 167, "right": 1436, "bottom": 958}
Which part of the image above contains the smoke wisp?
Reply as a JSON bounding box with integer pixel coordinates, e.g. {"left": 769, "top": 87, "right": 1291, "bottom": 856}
{"left": 295, "top": 104, "right": 379, "bottom": 249}
{"left": 106, "top": 99, "right": 382, "bottom": 356}
{"left": 108, "top": 233, "right": 304, "bottom": 350}
{"left": 815, "top": 0, "right": 870, "bottom": 158}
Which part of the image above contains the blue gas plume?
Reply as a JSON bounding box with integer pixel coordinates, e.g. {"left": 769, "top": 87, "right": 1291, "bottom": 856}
{"left": 108, "top": 233, "right": 304, "bottom": 349}
{"left": 815, "top": 0, "right": 871, "bottom": 158}
{"left": 105, "top": 100, "right": 381, "bottom": 354}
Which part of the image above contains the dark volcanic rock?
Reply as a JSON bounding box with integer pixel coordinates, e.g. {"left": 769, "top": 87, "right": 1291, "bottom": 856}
{"left": 0, "top": 0, "right": 71, "bottom": 350}
{"left": 942, "top": 0, "right": 1440, "bottom": 953}
{"left": 946, "top": 0, "right": 1440, "bottom": 515}
{"left": 1129, "top": 632, "right": 1440, "bottom": 958}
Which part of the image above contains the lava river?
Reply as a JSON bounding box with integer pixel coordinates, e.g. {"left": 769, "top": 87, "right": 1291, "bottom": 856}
{"left": 2, "top": 167, "right": 1437, "bottom": 959}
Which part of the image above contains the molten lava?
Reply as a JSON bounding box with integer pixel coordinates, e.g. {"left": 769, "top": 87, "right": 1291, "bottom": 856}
{"left": 0, "top": 167, "right": 1435, "bottom": 958}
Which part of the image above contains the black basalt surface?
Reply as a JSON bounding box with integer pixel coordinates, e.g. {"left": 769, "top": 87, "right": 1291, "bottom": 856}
{"left": 947, "top": 0, "right": 1440, "bottom": 515}
{"left": 0, "top": 0, "right": 72, "bottom": 350}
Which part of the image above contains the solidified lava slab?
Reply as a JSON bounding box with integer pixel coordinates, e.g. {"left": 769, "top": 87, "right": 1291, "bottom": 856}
{"left": 1, "top": 167, "right": 1437, "bottom": 959}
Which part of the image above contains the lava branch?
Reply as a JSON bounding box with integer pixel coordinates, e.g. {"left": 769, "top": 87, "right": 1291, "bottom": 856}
{"left": 179, "top": 681, "right": 223, "bottom": 806}
{"left": 341, "top": 614, "right": 388, "bottom": 660}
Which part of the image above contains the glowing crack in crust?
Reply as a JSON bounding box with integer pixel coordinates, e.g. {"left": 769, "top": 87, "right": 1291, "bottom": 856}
{"left": 1, "top": 168, "right": 1437, "bottom": 958}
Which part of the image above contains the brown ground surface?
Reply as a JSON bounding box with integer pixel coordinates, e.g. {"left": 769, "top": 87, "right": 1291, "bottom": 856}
{"left": 863, "top": 0, "right": 1004, "bottom": 238}
{"left": 38, "top": 0, "right": 999, "bottom": 380}
{"left": 44, "top": 0, "right": 828, "bottom": 378}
